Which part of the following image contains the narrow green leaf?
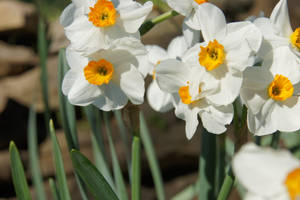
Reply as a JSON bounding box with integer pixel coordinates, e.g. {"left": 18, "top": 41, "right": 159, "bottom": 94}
{"left": 215, "top": 134, "right": 226, "bottom": 196}
{"left": 70, "top": 150, "right": 119, "bottom": 200}
{"left": 131, "top": 136, "right": 141, "bottom": 200}
{"left": 49, "top": 178, "right": 61, "bottom": 200}
{"left": 140, "top": 112, "right": 165, "bottom": 200}
{"left": 58, "top": 48, "right": 79, "bottom": 150}
{"left": 103, "top": 112, "right": 128, "bottom": 200}
{"left": 27, "top": 105, "right": 47, "bottom": 200}
{"left": 84, "top": 105, "right": 114, "bottom": 187}
{"left": 198, "top": 130, "right": 217, "bottom": 200}
{"left": 9, "top": 141, "right": 32, "bottom": 200}
{"left": 114, "top": 110, "right": 131, "bottom": 176}
{"left": 49, "top": 120, "right": 72, "bottom": 200}
{"left": 171, "top": 183, "right": 198, "bottom": 200}
{"left": 37, "top": 17, "right": 50, "bottom": 134}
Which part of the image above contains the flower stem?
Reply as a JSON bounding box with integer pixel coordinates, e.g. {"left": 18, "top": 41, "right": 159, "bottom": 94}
{"left": 139, "top": 10, "right": 179, "bottom": 36}
{"left": 216, "top": 170, "right": 235, "bottom": 200}
{"left": 271, "top": 131, "right": 280, "bottom": 149}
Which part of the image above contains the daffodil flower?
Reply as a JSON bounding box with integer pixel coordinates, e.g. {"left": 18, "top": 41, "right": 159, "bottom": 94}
{"left": 241, "top": 47, "right": 300, "bottom": 135}
{"left": 233, "top": 143, "right": 300, "bottom": 200}
{"left": 146, "top": 36, "right": 190, "bottom": 112}
{"left": 62, "top": 38, "right": 149, "bottom": 111}
{"left": 254, "top": 0, "right": 300, "bottom": 58}
{"left": 191, "top": 3, "right": 262, "bottom": 106}
{"left": 60, "top": 0, "right": 153, "bottom": 55}
{"left": 156, "top": 58, "right": 233, "bottom": 139}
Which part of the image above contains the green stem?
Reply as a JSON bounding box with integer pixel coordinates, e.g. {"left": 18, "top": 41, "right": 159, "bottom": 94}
{"left": 216, "top": 170, "right": 235, "bottom": 200}
{"left": 131, "top": 136, "right": 141, "bottom": 200}
{"left": 271, "top": 131, "right": 280, "bottom": 149}
{"left": 139, "top": 10, "right": 179, "bottom": 35}
{"left": 215, "top": 134, "right": 226, "bottom": 196}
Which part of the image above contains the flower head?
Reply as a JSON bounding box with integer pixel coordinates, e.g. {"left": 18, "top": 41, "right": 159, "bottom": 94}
{"left": 233, "top": 143, "right": 300, "bottom": 200}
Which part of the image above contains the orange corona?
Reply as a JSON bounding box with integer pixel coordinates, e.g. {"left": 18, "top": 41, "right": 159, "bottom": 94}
{"left": 84, "top": 59, "right": 114, "bottom": 85}
{"left": 88, "top": 0, "right": 117, "bottom": 27}
{"left": 268, "top": 74, "right": 293, "bottom": 101}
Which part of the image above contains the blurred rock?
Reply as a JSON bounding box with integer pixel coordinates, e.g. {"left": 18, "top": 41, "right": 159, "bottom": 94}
{"left": 49, "top": 19, "right": 69, "bottom": 54}
{"left": 0, "top": 56, "right": 59, "bottom": 112}
{"left": 0, "top": 41, "right": 37, "bottom": 77}
{"left": 0, "top": 0, "right": 37, "bottom": 33}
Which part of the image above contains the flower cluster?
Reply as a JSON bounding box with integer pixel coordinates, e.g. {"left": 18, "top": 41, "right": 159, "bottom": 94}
{"left": 61, "top": 0, "right": 300, "bottom": 139}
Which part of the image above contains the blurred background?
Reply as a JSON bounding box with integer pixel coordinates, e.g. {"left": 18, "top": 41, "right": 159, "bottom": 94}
{"left": 0, "top": 0, "right": 299, "bottom": 199}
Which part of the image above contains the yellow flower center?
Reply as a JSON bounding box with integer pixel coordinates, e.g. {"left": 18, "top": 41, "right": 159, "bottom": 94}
{"left": 178, "top": 85, "right": 201, "bottom": 105}
{"left": 199, "top": 39, "right": 225, "bottom": 71}
{"left": 268, "top": 74, "right": 293, "bottom": 101}
{"left": 285, "top": 168, "right": 300, "bottom": 200}
{"left": 84, "top": 59, "right": 114, "bottom": 85}
{"left": 88, "top": 0, "right": 117, "bottom": 28}
{"left": 290, "top": 28, "right": 300, "bottom": 51}
{"left": 194, "top": 0, "right": 208, "bottom": 4}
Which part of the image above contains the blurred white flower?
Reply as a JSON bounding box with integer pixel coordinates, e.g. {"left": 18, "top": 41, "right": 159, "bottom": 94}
{"left": 60, "top": 0, "right": 153, "bottom": 55}
{"left": 156, "top": 58, "right": 233, "bottom": 139}
{"left": 241, "top": 46, "right": 300, "bottom": 135}
{"left": 233, "top": 143, "right": 300, "bottom": 200}
{"left": 62, "top": 38, "right": 149, "bottom": 111}
{"left": 188, "top": 3, "right": 262, "bottom": 106}
{"left": 146, "top": 36, "right": 189, "bottom": 112}
{"left": 254, "top": 0, "right": 300, "bottom": 59}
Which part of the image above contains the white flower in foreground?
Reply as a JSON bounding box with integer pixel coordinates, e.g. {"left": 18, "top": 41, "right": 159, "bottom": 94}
{"left": 156, "top": 58, "right": 233, "bottom": 139}
{"left": 146, "top": 36, "right": 189, "bottom": 112}
{"left": 60, "top": 0, "right": 153, "bottom": 55}
{"left": 165, "top": 0, "right": 207, "bottom": 30}
{"left": 62, "top": 38, "right": 149, "bottom": 111}
{"left": 191, "top": 3, "right": 262, "bottom": 105}
{"left": 241, "top": 46, "right": 300, "bottom": 135}
{"left": 254, "top": 0, "right": 300, "bottom": 58}
{"left": 233, "top": 143, "right": 300, "bottom": 200}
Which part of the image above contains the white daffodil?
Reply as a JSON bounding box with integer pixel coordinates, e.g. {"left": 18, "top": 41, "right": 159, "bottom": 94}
{"left": 241, "top": 46, "right": 300, "bottom": 135}
{"left": 254, "top": 0, "right": 300, "bottom": 59}
{"left": 62, "top": 38, "right": 149, "bottom": 111}
{"left": 60, "top": 0, "right": 153, "bottom": 55}
{"left": 165, "top": 0, "right": 207, "bottom": 31}
{"left": 233, "top": 143, "right": 300, "bottom": 200}
{"left": 146, "top": 36, "right": 189, "bottom": 112}
{"left": 156, "top": 58, "right": 233, "bottom": 139}
{"left": 189, "top": 3, "right": 262, "bottom": 106}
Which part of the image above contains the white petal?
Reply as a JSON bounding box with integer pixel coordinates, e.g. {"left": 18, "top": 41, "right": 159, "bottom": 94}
{"left": 242, "top": 66, "right": 273, "bottom": 91}
{"left": 200, "top": 104, "right": 233, "bottom": 134}
{"left": 233, "top": 143, "right": 300, "bottom": 198}
{"left": 66, "top": 46, "right": 88, "bottom": 71}
{"left": 270, "top": 0, "right": 293, "bottom": 37}
{"left": 100, "top": 82, "right": 128, "bottom": 110}
{"left": 119, "top": 66, "right": 145, "bottom": 105}
{"left": 156, "top": 59, "right": 190, "bottom": 93}
{"left": 195, "top": 3, "right": 227, "bottom": 41}
{"left": 182, "top": 22, "right": 201, "bottom": 47}
{"left": 62, "top": 70, "right": 78, "bottom": 95}
{"left": 166, "top": 0, "right": 193, "bottom": 16}
{"left": 119, "top": 1, "right": 153, "bottom": 33}
{"left": 267, "top": 46, "right": 300, "bottom": 84}
{"left": 146, "top": 45, "right": 168, "bottom": 65}
{"left": 60, "top": 3, "right": 77, "bottom": 27}
{"left": 244, "top": 193, "right": 265, "bottom": 200}
{"left": 185, "top": 107, "right": 200, "bottom": 139}
{"left": 247, "top": 99, "right": 277, "bottom": 135}
{"left": 167, "top": 36, "right": 189, "bottom": 59}
{"left": 147, "top": 81, "right": 173, "bottom": 112}
{"left": 272, "top": 97, "right": 300, "bottom": 132}
{"left": 68, "top": 75, "right": 101, "bottom": 106}
{"left": 206, "top": 69, "right": 243, "bottom": 105}
{"left": 184, "top": 9, "right": 201, "bottom": 30}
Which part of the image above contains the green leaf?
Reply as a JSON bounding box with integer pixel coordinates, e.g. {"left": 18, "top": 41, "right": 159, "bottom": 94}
{"left": 84, "top": 106, "right": 114, "bottom": 188}
{"left": 103, "top": 112, "right": 128, "bottom": 200}
{"left": 140, "top": 112, "right": 165, "bottom": 200}
{"left": 27, "top": 105, "right": 47, "bottom": 200}
{"left": 37, "top": 17, "right": 50, "bottom": 134}
{"left": 216, "top": 170, "right": 235, "bottom": 200}
{"left": 58, "top": 48, "right": 79, "bottom": 150}
{"left": 49, "top": 120, "right": 72, "bottom": 200}
{"left": 198, "top": 130, "right": 217, "bottom": 200}
{"left": 131, "top": 136, "right": 141, "bottom": 200}
{"left": 48, "top": 178, "right": 61, "bottom": 200}
{"left": 9, "top": 141, "right": 32, "bottom": 200}
{"left": 70, "top": 150, "right": 119, "bottom": 200}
